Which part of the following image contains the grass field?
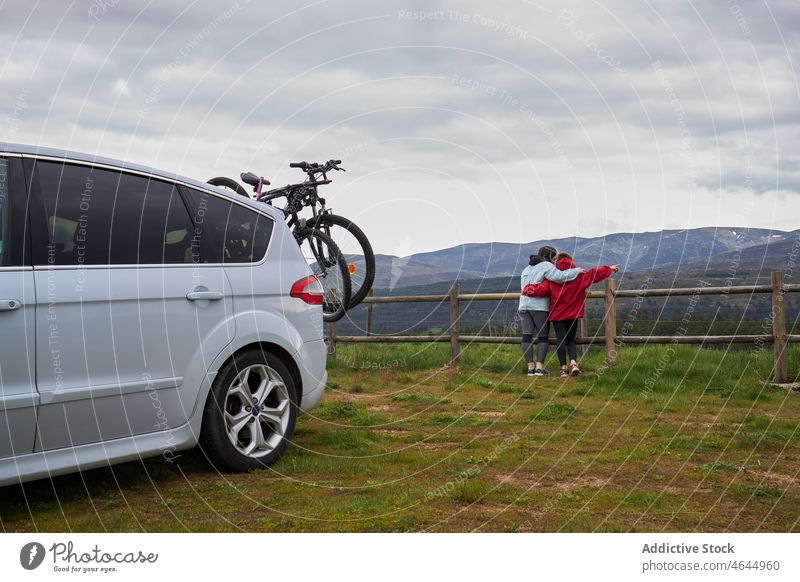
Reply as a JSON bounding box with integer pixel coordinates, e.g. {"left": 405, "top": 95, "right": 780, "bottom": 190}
{"left": 2, "top": 343, "right": 799, "bottom": 532}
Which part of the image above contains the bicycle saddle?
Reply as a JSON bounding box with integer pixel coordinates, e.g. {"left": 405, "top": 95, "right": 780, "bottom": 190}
{"left": 241, "top": 172, "right": 270, "bottom": 187}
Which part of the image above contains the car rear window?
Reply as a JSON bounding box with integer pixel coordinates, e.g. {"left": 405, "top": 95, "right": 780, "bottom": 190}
{"left": 182, "top": 187, "right": 272, "bottom": 264}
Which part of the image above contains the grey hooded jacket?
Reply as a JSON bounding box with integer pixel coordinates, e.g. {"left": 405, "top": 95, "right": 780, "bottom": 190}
{"left": 518, "top": 260, "right": 581, "bottom": 312}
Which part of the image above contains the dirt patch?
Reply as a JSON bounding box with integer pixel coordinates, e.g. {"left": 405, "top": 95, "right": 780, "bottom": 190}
{"left": 653, "top": 415, "right": 741, "bottom": 430}
{"left": 515, "top": 513, "right": 549, "bottom": 531}
{"left": 496, "top": 473, "right": 542, "bottom": 489}
{"left": 374, "top": 429, "right": 410, "bottom": 437}
{"left": 367, "top": 404, "right": 392, "bottom": 412}
{"left": 661, "top": 485, "right": 713, "bottom": 494}
{"left": 416, "top": 440, "right": 461, "bottom": 451}
{"left": 747, "top": 469, "right": 800, "bottom": 488}
{"left": 467, "top": 411, "right": 506, "bottom": 418}
{"left": 332, "top": 392, "right": 381, "bottom": 403}
{"left": 551, "top": 476, "right": 610, "bottom": 492}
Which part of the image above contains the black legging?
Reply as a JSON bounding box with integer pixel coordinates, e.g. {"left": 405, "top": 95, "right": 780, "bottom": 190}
{"left": 553, "top": 319, "right": 579, "bottom": 366}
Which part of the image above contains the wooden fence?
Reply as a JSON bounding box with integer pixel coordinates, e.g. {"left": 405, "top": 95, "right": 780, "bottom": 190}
{"left": 328, "top": 271, "right": 800, "bottom": 383}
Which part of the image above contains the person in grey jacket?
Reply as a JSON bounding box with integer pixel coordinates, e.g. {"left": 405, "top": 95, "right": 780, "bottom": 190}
{"left": 519, "top": 245, "right": 582, "bottom": 376}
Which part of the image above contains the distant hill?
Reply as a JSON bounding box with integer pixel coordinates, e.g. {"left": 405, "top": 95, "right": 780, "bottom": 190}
{"left": 368, "top": 227, "right": 794, "bottom": 288}
{"left": 369, "top": 254, "right": 484, "bottom": 289}
{"left": 664, "top": 230, "right": 800, "bottom": 276}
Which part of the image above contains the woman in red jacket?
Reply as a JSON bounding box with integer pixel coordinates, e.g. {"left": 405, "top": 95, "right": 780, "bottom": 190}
{"left": 523, "top": 254, "right": 619, "bottom": 376}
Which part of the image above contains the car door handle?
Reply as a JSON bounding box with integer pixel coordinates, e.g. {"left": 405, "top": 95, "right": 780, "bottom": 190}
{"left": 186, "top": 288, "right": 224, "bottom": 301}
{"left": 0, "top": 299, "right": 22, "bottom": 311}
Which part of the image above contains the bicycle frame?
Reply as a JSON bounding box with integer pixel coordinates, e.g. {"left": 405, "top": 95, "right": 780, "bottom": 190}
{"left": 257, "top": 178, "right": 332, "bottom": 233}
{"left": 250, "top": 163, "right": 344, "bottom": 268}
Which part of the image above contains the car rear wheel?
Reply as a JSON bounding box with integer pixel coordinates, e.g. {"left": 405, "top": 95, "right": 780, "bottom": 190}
{"left": 200, "top": 350, "right": 297, "bottom": 471}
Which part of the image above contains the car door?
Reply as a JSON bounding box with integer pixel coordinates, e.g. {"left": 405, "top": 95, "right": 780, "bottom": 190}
{"left": 27, "top": 159, "right": 234, "bottom": 450}
{"left": 0, "top": 156, "right": 37, "bottom": 459}
{"left": 180, "top": 184, "right": 274, "bottom": 307}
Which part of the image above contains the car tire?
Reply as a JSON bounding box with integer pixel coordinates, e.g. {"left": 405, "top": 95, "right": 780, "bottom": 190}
{"left": 199, "top": 349, "right": 298, "bottom": 472}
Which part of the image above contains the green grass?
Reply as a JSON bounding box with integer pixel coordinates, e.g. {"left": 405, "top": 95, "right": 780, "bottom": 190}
{"left": 734, "top": 484, "right": 784, "bottom": 502}
{"left": 532, "top": 403, "right": 577, "bottom": 423}
{"left": 2, "top": 343, "right": 799, "bottom": 533}
{"left": 313, "top": 401, "right": 382, "bottom": 426}
{"left": 452, "top": 481, "right": 492, "bottom": 504}
{"left": 391, "top": 393, "right": 446, "bottom": 405}
{"left": 699, "top": 461, "right": 739, "bottom": 474}
{"left": 428, "top": 413, "right": 492, "bottom": 427}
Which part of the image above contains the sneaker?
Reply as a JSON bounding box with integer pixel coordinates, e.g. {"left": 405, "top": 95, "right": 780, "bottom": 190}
{"left": 559, "top": 369, "right": 569, "bottom": 378}
{"left": 527, "top": 368, "right": 537, "bottom": 377}
{"left": 569, "top": 364, "right": 581, "bottom": 376}
{"left": 533, "top": 368, "right": 547, "bottom": 377}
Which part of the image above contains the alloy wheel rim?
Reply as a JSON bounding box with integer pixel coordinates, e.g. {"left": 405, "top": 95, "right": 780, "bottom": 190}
{"left": 224, "top": 364, "right": 290, "bottom": 458}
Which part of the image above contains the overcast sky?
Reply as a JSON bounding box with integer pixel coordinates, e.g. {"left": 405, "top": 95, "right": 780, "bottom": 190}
{"left": 1, "top": 0, "right": 798, "bottom": 255}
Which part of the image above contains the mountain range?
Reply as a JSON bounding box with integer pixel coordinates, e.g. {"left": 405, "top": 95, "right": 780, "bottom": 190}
{"left": 369, "top": 227, "right": 799, "bottom": 289}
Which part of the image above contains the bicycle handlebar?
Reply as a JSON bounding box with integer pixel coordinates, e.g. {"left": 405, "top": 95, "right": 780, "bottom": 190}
{"left": 289, "top": 159, "right": 345, "bottom": 174}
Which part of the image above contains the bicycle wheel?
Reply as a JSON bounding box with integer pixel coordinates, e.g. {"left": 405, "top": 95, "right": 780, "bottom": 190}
{"left": 207, "top": 176, "right": 250, "bottom": 198}
{"left": 311, "top": 213, "right": 375, "bottom": 308}
{"left": 295, "top": 228, "right": 351, "bottom": 323}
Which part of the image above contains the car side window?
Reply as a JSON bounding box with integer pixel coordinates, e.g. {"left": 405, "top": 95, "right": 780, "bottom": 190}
{"left": 33, "top": 161, "right": 197, "bottom": 266}
{"left": 0, "top": 159, "right": 8, "bottom": 266}
{"left": 182, "top": 187, "right": 272, "bottom": 264}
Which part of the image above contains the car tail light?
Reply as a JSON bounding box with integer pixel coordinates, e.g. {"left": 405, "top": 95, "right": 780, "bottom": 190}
{"left": 291, "top": 275, "right": 324, "bottom": 305}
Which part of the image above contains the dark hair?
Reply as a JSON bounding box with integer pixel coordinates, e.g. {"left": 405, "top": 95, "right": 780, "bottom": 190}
{"left": 529, "top": 254, "right": 544, "bottom": 266}
{"left": 555, "top": 251, "right": 573, "bottom": 262}
{"left": 537, "top": 245, "right": 557, "bottom": 262}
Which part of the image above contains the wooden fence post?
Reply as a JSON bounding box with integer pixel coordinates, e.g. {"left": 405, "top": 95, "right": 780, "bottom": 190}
{"left": 366, "top": 289, "right": 374, "bottom": 336}
{"left": 604, "top": 279, "right": 617, "bottom": 366}
{"left": 772, "top": 271, "right": 787, "bottom": 383}
{"left": 327, "top": 322, "right": 337, "bottom": 359}
{"left": 449, "top": 282, "right": 461, "bottom": 365}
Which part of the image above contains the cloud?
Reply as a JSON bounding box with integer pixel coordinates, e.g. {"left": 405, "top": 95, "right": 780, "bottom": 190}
{"left": 112, "top": 78, "right": 130, "bottom": 96}
{"left": 0, "top": 0, "right": 798, "bottom": 254}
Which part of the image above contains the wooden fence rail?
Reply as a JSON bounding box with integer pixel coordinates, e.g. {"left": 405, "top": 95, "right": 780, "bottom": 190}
{"left": 329, "top": 271, "right": 798, "bottom": 382}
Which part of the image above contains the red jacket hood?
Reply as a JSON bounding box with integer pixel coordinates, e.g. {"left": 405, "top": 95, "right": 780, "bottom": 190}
{"left": 556, "top": 257, "right": 576, "bottom": 270}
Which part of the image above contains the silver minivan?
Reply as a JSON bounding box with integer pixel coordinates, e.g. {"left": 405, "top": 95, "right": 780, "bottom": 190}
{"left": 0, "top": 144, "right": 327, "bottom": 486}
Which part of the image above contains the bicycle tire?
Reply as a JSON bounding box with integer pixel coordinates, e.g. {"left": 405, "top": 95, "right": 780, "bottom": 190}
{"left": 207, "top": 176, "right": 250, "bottom": 198}
{"left": 310, "top": 213, "right": 375, "bottom": 308}
{"left": 295, "top": 227, "right": 351, "bottom": 323}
